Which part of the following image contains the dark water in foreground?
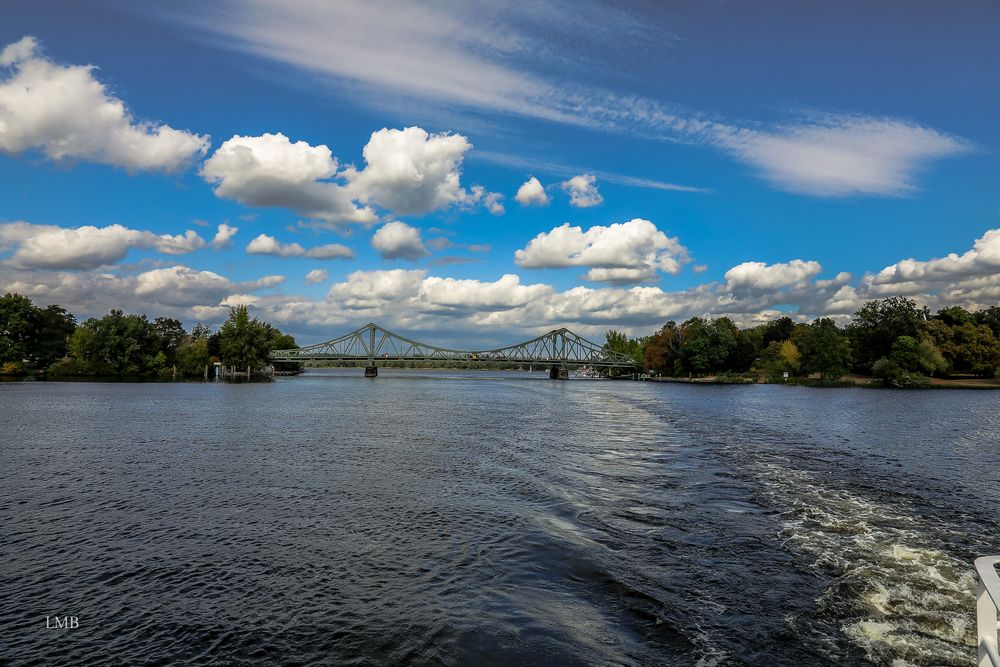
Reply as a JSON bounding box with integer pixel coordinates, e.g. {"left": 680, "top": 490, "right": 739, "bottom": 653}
{"left": 2, "top": 370, "right": 999, "bottom": 666}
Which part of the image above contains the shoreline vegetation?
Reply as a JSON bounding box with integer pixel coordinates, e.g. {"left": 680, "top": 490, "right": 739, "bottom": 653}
{"left": 646, "top": 373, "right": 1000, "bottom": 389}
{"left": 2, "top": 292, "right": 1000, "bottom": 388}
{"left": 0, "top": 295, "right": 300, "bottom": 381}
{"left": 603, "top": 295, "right": 1000, "bottom": 389}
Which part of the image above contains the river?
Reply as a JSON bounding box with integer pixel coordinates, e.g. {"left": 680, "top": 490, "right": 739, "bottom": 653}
{"left": 2, "top": 369, "right": 999, "bottom": 665}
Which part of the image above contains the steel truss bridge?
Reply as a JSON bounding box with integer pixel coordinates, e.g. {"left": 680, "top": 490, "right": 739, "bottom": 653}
{"left": 270, "top": 322, "right": 636, "bottom": 378}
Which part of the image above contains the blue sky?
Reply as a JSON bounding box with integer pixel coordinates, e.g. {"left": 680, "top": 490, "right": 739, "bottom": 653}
{"left": 1, "top": 0, "right": 998, "bottom": 345}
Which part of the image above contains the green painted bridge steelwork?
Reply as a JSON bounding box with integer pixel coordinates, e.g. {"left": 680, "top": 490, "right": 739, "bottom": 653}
{"left": 269, "top": 323, "right": 635, "bottom": 377}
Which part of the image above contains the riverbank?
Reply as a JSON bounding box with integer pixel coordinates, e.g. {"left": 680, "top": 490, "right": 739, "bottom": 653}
{"left": 647, "top": 373, "right": 1000, "bottom": 389}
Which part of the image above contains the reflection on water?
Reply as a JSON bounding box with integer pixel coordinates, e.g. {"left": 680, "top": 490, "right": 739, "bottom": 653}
{"left": 1, "top": 370, "right": 998, "bottom": 665}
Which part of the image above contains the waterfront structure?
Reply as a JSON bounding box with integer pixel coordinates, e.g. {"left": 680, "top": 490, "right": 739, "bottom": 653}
{"left": 270, "top": 322, "right": 636, "bottom": 378}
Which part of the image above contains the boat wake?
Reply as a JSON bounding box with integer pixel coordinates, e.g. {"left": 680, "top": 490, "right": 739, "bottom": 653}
{"left": 753, "top": 460, "right": 977, "bottom": 666}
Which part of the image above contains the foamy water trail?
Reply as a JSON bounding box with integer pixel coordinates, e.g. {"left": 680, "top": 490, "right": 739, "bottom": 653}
{"left": 754, "top": 461, "right": 977, "bottom": 666}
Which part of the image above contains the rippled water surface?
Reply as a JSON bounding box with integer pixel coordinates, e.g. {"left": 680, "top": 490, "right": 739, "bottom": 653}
{"left": 2, "top": 370, "right": 999, "bottom": 665}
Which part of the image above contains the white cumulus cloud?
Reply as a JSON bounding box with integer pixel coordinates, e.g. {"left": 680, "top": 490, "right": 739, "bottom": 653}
{"left": 345, "top": 126, "right": 475, "bottom": 215}
{"left": 724, "top": 259, "right": 823, "bottom": 293}
{"left": 11, "top": 223, "right": 1000, "bottom": 341}
{"left": 246, "top": 233, "right": 354, "bottom": 259}
{"left": 0, "top": 36, "right": 209, "bottom": 172}
{"left": 418, "top": 274, "right": 552, "bottom": 313}
{"left": 515, "top": 176, "right": 550, "bottom": 206}
{"left": 514, "top": 218, "right": 689, "bottom": 284}
{"left": 305, "top": 268, "right": 328, "bottom": 284}
{"left": 202, "top": 127, "right": 491, "bottom": 224}
{"left": 869, "top": 228, "right": 1000, "bottom": 288}
{"left": 0, "top": 221, "right": 209, "bottom": 270}
{"left": 131, "top": 266, "right": 285, "bottom": 310}
{"left": 561, "top": 173, "right": 603, "bottom": 208}
{"left": 201, "top": 132, "right": 376, "bottom": 226}
{"left": 327, "top": 268, "right": 426, "bottom": 309}
{"left": 154, "top": 230, "right": 206, "bottom": 255}
{"left": 857, "top": 228, "right": 1000, "bottom": 305}
{"left": 470, "top": 186, "right": 505, "bottom": 215}
{"left": 134, "top": 266, "right": 233, "bottom": 306}
{"left": 0, "top": 262, "right": 278, "bottom": 322}
{"left": 371, "top": 221, "right": 429, "bottom": 261}
{"left": 211, "top": 223, "right": 239, "bottom": 249}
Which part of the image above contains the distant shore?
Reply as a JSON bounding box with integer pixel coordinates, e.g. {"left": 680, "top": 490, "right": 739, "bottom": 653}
{"left": 646, "top": 373, "right": 1000, "bottom": 389}
{"left": 5, "top": 367, "right": 1000, "bottom": 389}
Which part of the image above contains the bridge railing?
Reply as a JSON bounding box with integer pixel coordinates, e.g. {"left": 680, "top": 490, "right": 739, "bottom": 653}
{"left": 978, "top": 556, "right": 1000, "bottom": 667}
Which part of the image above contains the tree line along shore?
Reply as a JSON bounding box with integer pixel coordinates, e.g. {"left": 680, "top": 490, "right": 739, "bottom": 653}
{"left": 603, "top": 296, "right": 1000, "bottom": 387}
{"left": 0, "top": 295, "right": 299, "bottom": 379}
{"left": 2, "top": 292, "right": 999, "bottom": 387}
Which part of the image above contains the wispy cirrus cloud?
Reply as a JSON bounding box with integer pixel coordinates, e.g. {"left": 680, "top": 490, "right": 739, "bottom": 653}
{"left": 710, "top": 115, "right": 972, "bottom": 197}
{"left": 165, "top": 1, "right": 970, "bottom": 198}
{"left": 481, "top": 152, "right": 708, "bottom": 195}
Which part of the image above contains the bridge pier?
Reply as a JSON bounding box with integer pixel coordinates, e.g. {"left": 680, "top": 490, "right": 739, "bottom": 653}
{"left": 364, "top": 365, "right": 378, "bottom": 377}
{"left": 549, "top": 365, "right": 569, "bottom": 380}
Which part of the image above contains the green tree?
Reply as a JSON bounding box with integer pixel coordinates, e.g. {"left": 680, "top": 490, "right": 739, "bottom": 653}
{"left": 175, "top": 337, "right": 211, "bottom": 376}
{"left": 171, "top": 323, "right": 228, "bottom": 377}
{"left": 0, "top": 293, "right": 36, "bottom": 363}
{"left": 263, "top": 324, "right": 301, "bottom": 373}
{"left": 153, "top": 317, "right": 186, "bottom": 363}
{"left": 726, "top": 327, "right": 763, "bottom": 373}
{"left": 756, "top": 339, "right": 801, "bottom": 376}
{"left": 643, "top": 321, "right": 683, "bottom": 375}
{"left": 796, "top": 318, "right": 852, "bottom": 380}
{"left": 604, "top": 329, "right": 646, "bottom": 371}
{"left": 976, "top": 306, "right": 1000, "bottom": 338}
{"left": 31, "top": 304, "right": 76, "bottom": 367}
{"left": 944, "top": 322, "right": 1000, "bottom": 377}
{"left": 102, "top": 310, "right": 162, "bottom": 375}
{"left": 191, "top": 322, "right": 213, "bottom": 341}
{"left": 762, "top": 316, "right": 795, "bottom": 347}
{"left": 779, "top": 340, "right": 802, "bottom": 374}
{"left": 889, "top": 335, "right": 946, "bottom": 376}
{"left": 0, "top": 295, "right": 75, "bottom": 369}
{"left": 848, "top": 296, "right": 928, "bottom": 372}
{"left": 217, "top": 305, "right": 272, "bottom": 370}
{"left": 935, "top": 306, "right": 976, "bottom": 327}
{"left": 923, "top": 318, "right": 953, "bottom": 365}
{"left": 604, "top": 329, "right": 630, "bottom": 358}
{"left": 71, "top": 310, "right": 163, "bottom": 376}
{"left": 676, "top": 317, "right": 737, "bottom": 376}
{"left": 67, "top": 326, "right": 102, "bottom": 362}
{"left": 871, "top": 358, "right": 922, "bottom": 388}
